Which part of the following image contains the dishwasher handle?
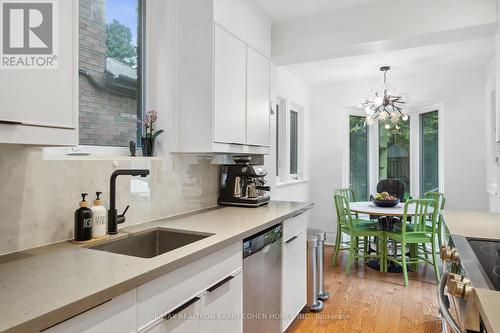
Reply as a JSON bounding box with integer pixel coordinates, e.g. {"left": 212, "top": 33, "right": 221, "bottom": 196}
{"left": 438, "top": 271, "right": 462, "bottom": 333}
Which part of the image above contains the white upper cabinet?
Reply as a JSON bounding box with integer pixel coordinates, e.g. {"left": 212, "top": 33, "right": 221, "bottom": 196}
{"left": 0, "top": 0, "right": 77, "bottom": 145}
{"left": 175, "top": 0, "right": 271, "bottom": 154}
{"left": 246, "top": 47, "right": 270, "bottom": 146}
{"left": 214, "top": 0, "right": 271, "bottom": 57}
{"left": 214, "top": 26, "right": 247, "bottom": 145}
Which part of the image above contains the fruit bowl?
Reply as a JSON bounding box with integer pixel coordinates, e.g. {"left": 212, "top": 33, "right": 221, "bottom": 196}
{"left": 371, "top": 192, "right": 400, "bottom": 208}
{"left": 372, "top": 198, "right": 400, "bottom": 208}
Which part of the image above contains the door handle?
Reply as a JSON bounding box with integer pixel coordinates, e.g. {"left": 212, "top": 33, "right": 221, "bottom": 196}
{"left": 285, "top": 236, "right": 299, "bottom": 244}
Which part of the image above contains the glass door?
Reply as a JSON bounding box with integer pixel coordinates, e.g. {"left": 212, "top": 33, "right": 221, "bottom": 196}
{"left": 379, "top": 120, "right": 411, "bottom": 198}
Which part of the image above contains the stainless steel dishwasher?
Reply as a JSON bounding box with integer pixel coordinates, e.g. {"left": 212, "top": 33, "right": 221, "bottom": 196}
{"left": 243, "top": 224, "right": 282, "bottom": 333}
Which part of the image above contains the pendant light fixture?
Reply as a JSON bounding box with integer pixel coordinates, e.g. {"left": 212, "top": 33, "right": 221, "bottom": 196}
{"left": 360, "top": 66, "right": 409, "bottom": 127}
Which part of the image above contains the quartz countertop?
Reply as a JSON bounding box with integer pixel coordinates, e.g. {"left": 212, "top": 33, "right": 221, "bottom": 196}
{"left": 0, "top": 201, "right": 313, "bottom": 333}
{"left": 474, "top": 289, "right": 500, "bottom": 333}
{"left": 442, "top": 210, "right": 500, "bottom": 240}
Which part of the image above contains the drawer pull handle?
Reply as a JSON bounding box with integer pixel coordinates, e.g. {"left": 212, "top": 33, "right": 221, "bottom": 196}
{"left": 0, "top": 120, "right": 22, "bottom": 125}
{"left": 206, "top": 275, "right": 234, "bottom": 293}
{"left": 163, "top": 297, "right": 200, "bottom": 321}
{"left": 285, "top": 236, "right": 299, "bottom": 244}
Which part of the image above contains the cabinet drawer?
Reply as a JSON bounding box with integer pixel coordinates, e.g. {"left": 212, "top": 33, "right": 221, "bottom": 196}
{"left": 283, "top": 211, "right": 308, "bottom": 242}
{"left": 136, "top": 242, "right": 242, "bottom": 330}
{"left": 141, "top": 297, "right": 202, "bottom": 333}
{"left": 200, "top": 271, "right": 243, "bottom": 333}
{"left": 281, "top": 230, "right": 307, "bottom": 332}
{"left": 42, "top": 290, "right": 136, "bottom": 333}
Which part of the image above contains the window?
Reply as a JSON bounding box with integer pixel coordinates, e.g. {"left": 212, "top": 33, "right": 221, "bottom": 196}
{"left": 79, "top": 0, "right": 144, "bottom": 147}
{"left": 276, "top": 102, "right": 280, "bottom": 176}
{"left": 290, "top": 109, "right": 299, "bottom": 175}
{"left": 420, "top": 111, "right": 439, "bottom": 194}
{"left": 379, "top": 119, "right": 411, "bottom": 197}
{"left": 276, "top": 96, "right": 303, "bottom": 183}
{"left": 349, "top": 116, "right": 369, "bottom": 200}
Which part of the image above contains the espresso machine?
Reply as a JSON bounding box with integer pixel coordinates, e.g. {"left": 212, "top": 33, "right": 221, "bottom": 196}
{"left": 218, "top": 156, "right": 271, "bottom": 207}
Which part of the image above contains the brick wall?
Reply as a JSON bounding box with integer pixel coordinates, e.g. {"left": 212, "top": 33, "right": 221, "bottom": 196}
{"left": 78, "top": 0, "right": 138, "bottom": 147}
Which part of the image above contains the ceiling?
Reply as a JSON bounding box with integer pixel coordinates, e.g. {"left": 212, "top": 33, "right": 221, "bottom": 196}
{"left": 282, "top": 38, "right": 494, "bottom": 85}
{"left": 253, "top": 0, "right": 396, "bottom": 24}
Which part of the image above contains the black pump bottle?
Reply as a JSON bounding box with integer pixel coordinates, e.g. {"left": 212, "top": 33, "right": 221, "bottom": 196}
{"left": 74, "top": 193, "right": 93, "bottom": 242}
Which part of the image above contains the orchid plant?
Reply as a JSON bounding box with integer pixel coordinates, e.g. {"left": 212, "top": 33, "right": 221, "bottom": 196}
{"left": 141, "top": 110, "right": 164, "bottom": 139}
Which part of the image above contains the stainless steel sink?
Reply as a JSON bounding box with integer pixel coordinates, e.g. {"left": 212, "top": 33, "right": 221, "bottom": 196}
{"left": 88, "top": 228, "right": 212, "bottom": 258}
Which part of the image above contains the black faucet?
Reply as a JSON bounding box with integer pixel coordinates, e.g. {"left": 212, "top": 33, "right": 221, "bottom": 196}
{"left": 108, "top": 169, "right": 150, "bottom": 234}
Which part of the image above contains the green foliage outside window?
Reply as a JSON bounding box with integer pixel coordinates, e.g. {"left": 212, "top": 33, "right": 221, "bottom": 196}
{"left": 106, "top": 19, "right": 137, "bottom": 66}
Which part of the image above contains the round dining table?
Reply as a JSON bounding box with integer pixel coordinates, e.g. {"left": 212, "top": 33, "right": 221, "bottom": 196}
{"left": 348, "top": 201, "right": 434, "bottom": 273}
{"left": 349, "top": 201, "right": 433, "bottom": 217}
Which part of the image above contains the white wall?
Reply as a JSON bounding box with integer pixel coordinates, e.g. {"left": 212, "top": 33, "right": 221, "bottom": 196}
{"left": 308, "top": 69, "right": 490, "bottom": 237}
{"left": 484, "top": 59, "right": 500, "bottom": 212}
{"left": 265, "top": 67, "right": 311, "bottom": 202}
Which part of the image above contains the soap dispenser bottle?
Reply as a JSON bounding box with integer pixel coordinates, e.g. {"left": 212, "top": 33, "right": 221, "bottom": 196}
{"left": 91, "top": 191, "right": 107, "bottom": 239}
{"left": 74, "top": 193, "right": 93, "bottom": 242}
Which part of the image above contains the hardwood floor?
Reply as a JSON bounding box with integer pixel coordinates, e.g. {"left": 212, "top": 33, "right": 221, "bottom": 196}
{"left": 288, "top": 246, "right": 441, "bottom": 333}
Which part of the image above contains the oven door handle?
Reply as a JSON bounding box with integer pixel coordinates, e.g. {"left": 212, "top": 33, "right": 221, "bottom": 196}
{"left": 438, "top": 271, "right": 462, "bottom": 333}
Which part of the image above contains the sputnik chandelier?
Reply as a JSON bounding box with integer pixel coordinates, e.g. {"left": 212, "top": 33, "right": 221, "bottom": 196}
{"left": 361, "top": 66, "right": 409, "bottom": 128}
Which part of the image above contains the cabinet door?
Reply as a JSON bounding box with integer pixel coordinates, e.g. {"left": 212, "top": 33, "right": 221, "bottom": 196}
{"left": 214, "top": 24, "right": 247, "bottom": 145}
{"left": 42, "top": 290, "right": 136, "bottom": 333}
{"left": 281, "top": 231, "right": 307, "bottom": 332}
{"left": 0, "top": 0, "right": 76, "bottom": 129}
{"left": 246, "top": 47, "right": 270, "bottom": 146}
{"left": 201, "top": 271, "right": 243, "bottom": 333}
{"left": 142, "top": 297, "right": 201, "bottom": 333}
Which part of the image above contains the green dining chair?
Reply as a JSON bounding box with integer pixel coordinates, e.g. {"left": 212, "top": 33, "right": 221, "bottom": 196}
{"left": 385, "top": 199, "right": 440, "bottom": 287}
{"left": 335, "top": 188, "right": 357, "bottom": 202}
{"left": 424, "top": 191, "right": 446, "bottom": 247}
{"left": 332, "top": 188, "right": 375, "bottom": 266}
{"left": 413, "top": 192, "right": 446, "bottom": 260}
{"left": 333, "top": 194, "right": 385, "bottom": 273}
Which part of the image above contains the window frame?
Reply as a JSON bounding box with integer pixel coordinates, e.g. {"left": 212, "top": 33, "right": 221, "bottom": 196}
{"left": 78, "top": 0, "right": 146, "bottom": 154}
{"left": 276, "top": 95, "right": 304, "bottom": 184}
{"left": 411, "top": 105, "right": 444, "bottom": 197}
{"left": 45, "top": 0, "right": 147, "bottom": 159}
{"left": 347, "top": 115, "right": 370, "bottom": 201}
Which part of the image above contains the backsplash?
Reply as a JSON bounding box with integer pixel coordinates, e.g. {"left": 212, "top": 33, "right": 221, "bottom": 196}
{"left": 0, "top": 146, "right": 221, "bottom": 255}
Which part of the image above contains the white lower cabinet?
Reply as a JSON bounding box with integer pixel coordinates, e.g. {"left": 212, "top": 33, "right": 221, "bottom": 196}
{"left": 42, "top": 290, "right": 137, "bottom": 333}
{"left": 281, "top": 216, "right": 308, "bottom": 332}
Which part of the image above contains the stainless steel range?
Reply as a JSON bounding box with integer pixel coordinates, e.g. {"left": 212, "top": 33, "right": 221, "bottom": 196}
{"left": 439, "top": 234, "right": 498, "bottom": 333}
